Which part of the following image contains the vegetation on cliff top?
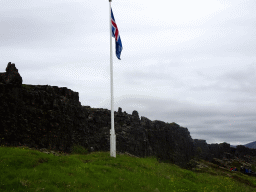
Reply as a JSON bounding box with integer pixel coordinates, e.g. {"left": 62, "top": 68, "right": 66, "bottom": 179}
{"left": 1, "top": 146, "right": 256, "bottom": 192}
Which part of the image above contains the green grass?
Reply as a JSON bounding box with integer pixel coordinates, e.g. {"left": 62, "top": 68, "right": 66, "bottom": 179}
{"left": 1, "top": 146, "right": 256, "bottom": 192}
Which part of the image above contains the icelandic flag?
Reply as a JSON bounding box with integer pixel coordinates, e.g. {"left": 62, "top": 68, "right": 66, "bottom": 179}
{"left": 111, "top": 9, "right": 123, "bottom": 60}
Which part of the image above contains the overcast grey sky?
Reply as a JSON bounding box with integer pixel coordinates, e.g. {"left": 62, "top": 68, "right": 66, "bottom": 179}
{"left": 1, "top": 0, "right": 256, "bottom": 146}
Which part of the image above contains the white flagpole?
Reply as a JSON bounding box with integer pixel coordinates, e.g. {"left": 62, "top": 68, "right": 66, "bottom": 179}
{"left": 109, "top": 0, "right": 116, "bottom": 158}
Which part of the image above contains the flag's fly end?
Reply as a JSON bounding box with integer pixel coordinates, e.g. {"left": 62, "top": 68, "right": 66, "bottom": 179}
{"left": 111, "top": 8, "right": 123, "bottom": 60}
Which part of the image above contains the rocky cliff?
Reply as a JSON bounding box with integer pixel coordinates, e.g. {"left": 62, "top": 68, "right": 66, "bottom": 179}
{"left": 0, "top": 62, "right": 194, "bottom": 168}
{"left": 193, "top": 139, "right": 256, "bottom": 166}
{"left": 2, "top": 62, "right": 256, "bottom": 169}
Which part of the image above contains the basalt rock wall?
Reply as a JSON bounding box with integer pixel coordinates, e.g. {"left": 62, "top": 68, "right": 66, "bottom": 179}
{"left": 82, "top": 108, "right": 194, "bottom": 167}
{"left": 0, "top": 83, "right": 85, "bottom": 152}
{"left": 0, "top": 63, "right": 195, "bottom": 168}
{"left": 193, "top": 139, "right": 256, "bottom": 163}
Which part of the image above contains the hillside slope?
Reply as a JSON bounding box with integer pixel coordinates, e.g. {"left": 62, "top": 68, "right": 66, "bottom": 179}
{"left": 1, "top": 146, "right": 256, "bottom": 192}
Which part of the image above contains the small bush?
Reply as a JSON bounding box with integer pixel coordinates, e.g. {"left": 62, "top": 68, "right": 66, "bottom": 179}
{"left": 71, "top": 144, "right": 88, "bottom": 155}
{"left": 22, "top": 84, "right": 32, "bottom": 90}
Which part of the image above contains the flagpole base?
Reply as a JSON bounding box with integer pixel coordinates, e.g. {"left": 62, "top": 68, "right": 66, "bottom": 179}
{"left": 110, "top": 130, "right": 116, "bottom": 157}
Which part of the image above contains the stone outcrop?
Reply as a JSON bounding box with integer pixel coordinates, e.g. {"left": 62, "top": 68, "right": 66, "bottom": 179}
{"left": 193, "top": 139, "right": 213, "bottom": 160}
{"left": 0, "top": 62, "right": 22, "bottom": 86}
{"left": 193, "top": 139, "right": 256, "bottom": 167}
{"left": 81, "top": 108, "right": 194, "bottom": 167}
{"left": 0, "top": 63, "right": 195, "bottom": 168}
{"left": 0, "top": 83, "right": 84, "bottom": 152}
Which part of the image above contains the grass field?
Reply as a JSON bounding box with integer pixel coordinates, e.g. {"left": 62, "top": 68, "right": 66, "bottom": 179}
{"left": 1, "top": 145, "right": 256, "bottom": 192}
